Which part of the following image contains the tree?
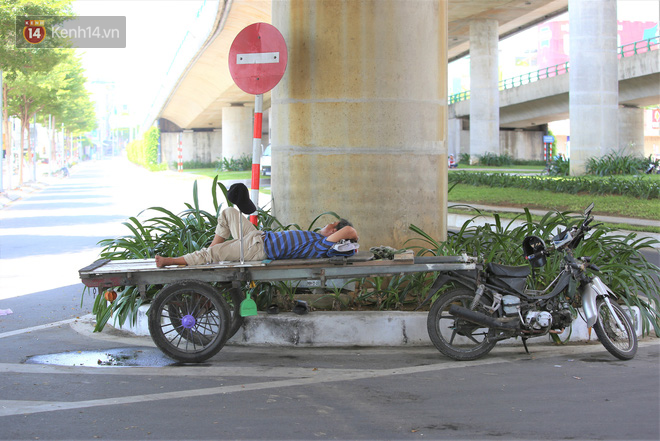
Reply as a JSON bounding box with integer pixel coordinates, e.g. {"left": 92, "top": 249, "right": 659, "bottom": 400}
{"left": 1, "top": 0, "right": 74, "bottom": 183}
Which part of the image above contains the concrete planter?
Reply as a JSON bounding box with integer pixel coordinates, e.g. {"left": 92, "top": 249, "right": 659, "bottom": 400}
{"left": 112, "top": 305, "right": 643, "bottom": 348}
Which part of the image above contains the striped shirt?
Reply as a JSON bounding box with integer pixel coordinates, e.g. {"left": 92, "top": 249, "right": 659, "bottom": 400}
{"left": 262, "top": 230, "right": 352, "bottom": 260}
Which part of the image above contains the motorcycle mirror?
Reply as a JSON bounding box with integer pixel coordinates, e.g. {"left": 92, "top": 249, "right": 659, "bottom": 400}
{"left": 584, "top": 202, "right": 594, "bottom": 217}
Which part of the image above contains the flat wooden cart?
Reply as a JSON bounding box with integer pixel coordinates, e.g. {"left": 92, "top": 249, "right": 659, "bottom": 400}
{"left": 79, "top": 253, "right": 476, "bottom": 362}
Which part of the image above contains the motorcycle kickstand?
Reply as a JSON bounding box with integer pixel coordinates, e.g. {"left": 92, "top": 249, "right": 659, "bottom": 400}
{"left": 522, "top": 337, "right": 530, "bottom": 355}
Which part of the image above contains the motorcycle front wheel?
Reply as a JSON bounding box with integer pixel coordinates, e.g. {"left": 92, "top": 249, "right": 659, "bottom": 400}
{"left": 427, "top": 288, "right": 498, "bottom": 361}
{"left": 593, "top": 299, "right": 638, "bottom": 360}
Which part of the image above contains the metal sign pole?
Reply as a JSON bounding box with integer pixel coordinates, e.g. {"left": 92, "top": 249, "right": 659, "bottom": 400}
{"left": 249, "top": 93, "right": 263, "bottom": 225}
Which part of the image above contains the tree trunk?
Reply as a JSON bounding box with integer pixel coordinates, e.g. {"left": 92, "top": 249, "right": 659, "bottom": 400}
{"left": 2, "top": 82, "right": 9, "bottom": 189}
{"left": 19, "top": 114, "right": 25, "bottom": 185}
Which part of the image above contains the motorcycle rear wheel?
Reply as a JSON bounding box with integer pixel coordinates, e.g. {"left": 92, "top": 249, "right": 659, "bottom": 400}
{"left": 427, "top": 288, "right": 498, "bottom": 361}
{"left": 593, "top": 299, "right": 638, "bottom": 360}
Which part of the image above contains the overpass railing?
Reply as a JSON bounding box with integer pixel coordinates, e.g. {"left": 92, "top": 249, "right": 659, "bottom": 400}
{"left": 448, "top": 36, "right": 659, "bottom": 104}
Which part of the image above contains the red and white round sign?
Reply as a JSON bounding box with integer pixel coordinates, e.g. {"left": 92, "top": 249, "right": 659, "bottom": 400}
{"left": 228, "top": 23, "right": 288, "bottom": 95}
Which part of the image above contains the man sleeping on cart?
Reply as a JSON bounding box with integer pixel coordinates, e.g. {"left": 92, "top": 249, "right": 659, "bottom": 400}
{"left": 155, "top": 183, "right": 359, "bottom": 268}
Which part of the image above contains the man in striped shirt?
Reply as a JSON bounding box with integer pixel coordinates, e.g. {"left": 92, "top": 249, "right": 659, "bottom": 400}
{"left": 155, "top": 207, "right": 358, "bottom": 267}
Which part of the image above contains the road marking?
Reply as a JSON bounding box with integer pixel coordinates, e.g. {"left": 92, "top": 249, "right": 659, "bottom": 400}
{"left": 0, "top": 341, "right": 656, "bottom": 418}
{"left": 0, "top": 315, "right": 94, "bottom": 339}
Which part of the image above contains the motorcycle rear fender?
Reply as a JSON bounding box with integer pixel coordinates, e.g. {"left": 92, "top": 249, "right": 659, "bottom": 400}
{"left": 582, "top": 276, "right": 615, "bottom": 328}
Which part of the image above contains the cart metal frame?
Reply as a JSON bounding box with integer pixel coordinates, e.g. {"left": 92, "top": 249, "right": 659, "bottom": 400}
{"left": 79, "top": 253, "right": 476, "bottom": 362}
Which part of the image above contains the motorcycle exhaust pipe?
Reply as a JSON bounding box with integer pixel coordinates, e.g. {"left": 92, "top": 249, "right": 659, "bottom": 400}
{"left": 449, "top": 305, "right": 519, "bottom": 330}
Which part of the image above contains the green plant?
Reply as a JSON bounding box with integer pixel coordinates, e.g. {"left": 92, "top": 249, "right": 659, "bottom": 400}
{"left": 406, "top": 206, "right": 660, "bottom": 336}
{"left": 217, "top": 154, "right": 253, "bottom": 172}
{"left": 459, "top": 153, "right": 470, "bottom": 165}
{"left": 171, "top": 160, "right": 220, "bottom": 170}
{"left": 126, "top": 127, "right": 160, "bottom": 169}
{"left": 586, "top": 151, "right": 649, "bottom": 176}
{"left": 548, "top": 155, "right": 570, "bottom": 176}
{"left": 478, "top": 152, "right": 514, "bottom": 166}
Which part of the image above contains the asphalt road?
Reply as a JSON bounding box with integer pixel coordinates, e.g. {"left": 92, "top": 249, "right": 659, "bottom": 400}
{"left": 0, "top": 157, "right": 659, "bottom": 440}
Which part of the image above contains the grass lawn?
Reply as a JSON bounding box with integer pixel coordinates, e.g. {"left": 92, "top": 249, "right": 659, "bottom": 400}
{"left": 448, "top": 184, "right": 660, "bottom": 221}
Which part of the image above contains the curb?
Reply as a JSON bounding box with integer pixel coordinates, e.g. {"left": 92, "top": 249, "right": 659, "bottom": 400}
{"left": 114, "top": 305, "right": 644, "bottom": 347}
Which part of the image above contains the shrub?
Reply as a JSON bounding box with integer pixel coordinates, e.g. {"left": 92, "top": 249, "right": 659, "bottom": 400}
{"left": 448, "top": 171, "right": 659, "bottom": 199}
{"left": 479, "top": 152, "right": 513, "bottom": 166}
{"left": 217, "top": 154, "right": 253, "bottom": 172}
{"left": 126, "top": 126, "right": 161, "bottom": 169}
{"left": 586, "top": 152, "right": 649, "bottom": 176}
{"left": 170, "top": 160, "right": 220, "bottom": 170}
{"left": 548, "top": 155, "right": 570, "bottom": 176}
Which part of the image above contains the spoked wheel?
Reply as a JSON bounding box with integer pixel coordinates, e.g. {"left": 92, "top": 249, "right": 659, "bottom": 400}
{"left": 148, "top": 280, "right": 230, "bottom": 363}
{"left": 427, "top": 288, "right": 498, "bottom": 361}
{"left": 593, "top": 298, "right": 638, "bottom": 360}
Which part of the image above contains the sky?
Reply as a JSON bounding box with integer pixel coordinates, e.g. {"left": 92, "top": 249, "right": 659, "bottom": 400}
{"left": 72, "top": 0, "right": 659, "bottom": 133}
{"left": 73, "top": 0, "right": 213, "bottom": 128}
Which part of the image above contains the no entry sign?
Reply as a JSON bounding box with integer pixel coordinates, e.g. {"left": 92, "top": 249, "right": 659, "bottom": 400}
{"left": 228, "top": 23, "right": 288, "bottom": 95}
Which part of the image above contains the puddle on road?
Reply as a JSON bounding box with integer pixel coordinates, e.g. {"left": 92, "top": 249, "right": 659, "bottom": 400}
{"left": 25, "top": 347, "right": 176, "bottom": 367}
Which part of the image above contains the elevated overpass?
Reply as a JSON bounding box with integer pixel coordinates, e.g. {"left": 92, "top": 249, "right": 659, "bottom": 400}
{"left": 449, "top": 39, "right": 659, "bottom": 128}
{"left": 447, "top": 38, "right": 659, "bottom": 160}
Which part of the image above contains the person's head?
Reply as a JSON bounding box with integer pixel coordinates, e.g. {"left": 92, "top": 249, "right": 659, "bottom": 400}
{"left": 319, "top": 218, "right": 353, "bottom": 237}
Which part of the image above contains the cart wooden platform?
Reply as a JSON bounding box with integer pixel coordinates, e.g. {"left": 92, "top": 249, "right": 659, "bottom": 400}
{"left": 79, "top": 253, "right": 476, "bottom": 362}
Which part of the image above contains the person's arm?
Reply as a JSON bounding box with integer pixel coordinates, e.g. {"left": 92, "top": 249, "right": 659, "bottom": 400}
{"left": 209, "top": 234, "right": 226, "bottom": 247}
{"left": 327, "top": 226, "right": 358, "bottom": 243}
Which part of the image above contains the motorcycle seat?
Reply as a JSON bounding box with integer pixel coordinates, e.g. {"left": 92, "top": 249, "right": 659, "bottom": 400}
{"left": 486, "top": 262, "right": 531, "bottom": 278}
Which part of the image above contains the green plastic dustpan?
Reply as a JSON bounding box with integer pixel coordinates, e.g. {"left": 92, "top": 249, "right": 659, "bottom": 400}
{"left": 240, "top": 293, "right": 258, "bottom": 317}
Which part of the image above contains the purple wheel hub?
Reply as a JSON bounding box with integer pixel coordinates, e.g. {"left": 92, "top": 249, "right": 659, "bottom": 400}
{"left": 181, "top": 314, "right": 196, "bottom": 329}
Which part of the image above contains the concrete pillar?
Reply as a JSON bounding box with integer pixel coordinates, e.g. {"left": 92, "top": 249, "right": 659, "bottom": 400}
{"left": 448, "top": 118, "right": 463, "bottom": 160}
{"left": 618, "top": 106, "right": 644, "bottom": 156}
{"left": 181, "top": 129, "right": 194, "bottom": 162}
{"left": 569, "top": 0, "right": 618, "bottom": 175}
{"left": 469, "top": 19, "right": 500, "bottom": 164}
{"left": 221, "top": 105, "right": 253, "bottom": 160}
{"left": 212, "top": 128, "right": 222, "bottom": 163}
{"left": 272, "top": 0, "right": 448, "bottom": 249}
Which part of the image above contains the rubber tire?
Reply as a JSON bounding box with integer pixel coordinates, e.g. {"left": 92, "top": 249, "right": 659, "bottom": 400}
{"left": 427, "top": 287, "right": 498, "bottom": 361}
{"left": 149, "top": 280, "right": 230, "bottom": 363}
{"left": 593, "top": 298, "right": 638, "bottom": 360}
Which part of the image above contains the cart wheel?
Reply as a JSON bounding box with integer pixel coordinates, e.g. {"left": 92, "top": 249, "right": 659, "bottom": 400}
{"left": 148, "top": 280, "right": 230, "bottom": 363}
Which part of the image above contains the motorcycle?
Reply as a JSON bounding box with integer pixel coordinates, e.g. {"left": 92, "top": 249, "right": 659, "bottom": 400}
{"left": 426, "top": 203, "right": 638, "bottom": 361}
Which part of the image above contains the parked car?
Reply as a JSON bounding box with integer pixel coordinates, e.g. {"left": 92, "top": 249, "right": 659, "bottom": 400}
{"left": 261, "top": 144, "right": 271, "bottom": 176}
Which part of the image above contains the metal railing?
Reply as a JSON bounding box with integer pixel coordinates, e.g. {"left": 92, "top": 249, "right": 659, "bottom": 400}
{"left": 448, "top": 36, "right": 659, "bottom": 104}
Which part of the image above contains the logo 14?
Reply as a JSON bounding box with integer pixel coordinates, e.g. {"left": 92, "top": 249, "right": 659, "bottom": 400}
{"left": 23, "top": 20, "right": 46, "bottom": 44}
